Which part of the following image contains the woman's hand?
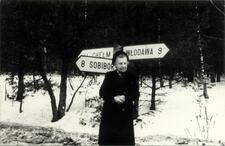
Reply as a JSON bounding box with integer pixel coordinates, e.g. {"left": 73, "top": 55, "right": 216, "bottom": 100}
{"left": 113, "top": 95, "right": 125, "bottom": 104}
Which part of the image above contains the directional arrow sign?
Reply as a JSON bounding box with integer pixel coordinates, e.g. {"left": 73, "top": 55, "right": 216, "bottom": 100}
{"left": 124, "top": 43, "right": 169, "bottom": 60}
{"left": 78, "top": 43, "right": 169, "bottom": 61}
{"left": 76, "top": 43, "right": 170, "bottom": 73}
{"left": 78, "top": 47, "right": 113, "bottom": 59}
{"left": 76, "top": 55, "right": 113, "bottom": 73}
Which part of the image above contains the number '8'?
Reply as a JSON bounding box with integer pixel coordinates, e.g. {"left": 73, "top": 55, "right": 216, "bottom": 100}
{"left": 81, "top": 60, "right": 85, "bottom": 67}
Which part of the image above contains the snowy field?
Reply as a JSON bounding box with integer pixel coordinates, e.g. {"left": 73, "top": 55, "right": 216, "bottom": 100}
{"left": 0, "top": 74, "right": 225, "bottom": 145}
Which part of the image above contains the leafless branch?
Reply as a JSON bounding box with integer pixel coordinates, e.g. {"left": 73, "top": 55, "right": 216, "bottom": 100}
{"left": 66, "top": 75, "right": 87, "bottom": 112}
{"left": 202, "top": 33, "right": 224, "bottom": 41}
{"left": 142, "top": 81, "right": 152, "bottom": 89}
{"left": 210, "top": 0, "right": 225, "bottom": 17}
{"left": 155, "top": 79, "right": 183, "bottom": 90}
{"left": 68, "top": 78, "right": 74, "bottom": 91}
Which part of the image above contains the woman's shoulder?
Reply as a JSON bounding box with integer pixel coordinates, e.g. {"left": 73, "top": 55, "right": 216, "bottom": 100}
{"left": 105, "top": 70, "right": 117, "bottom": 77}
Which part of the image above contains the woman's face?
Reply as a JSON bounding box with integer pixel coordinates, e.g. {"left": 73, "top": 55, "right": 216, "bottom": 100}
{"left": 114, "top": 56, "right": 129, "bottom": 73}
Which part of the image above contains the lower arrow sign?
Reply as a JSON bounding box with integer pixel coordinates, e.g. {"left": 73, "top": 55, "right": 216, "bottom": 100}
{"left": 76, "top": 55, "right": 113, "bottom": 73}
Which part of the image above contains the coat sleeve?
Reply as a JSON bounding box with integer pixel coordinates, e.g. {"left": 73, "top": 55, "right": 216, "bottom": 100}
{"left": 99, "top": 72, "right": 114, "bottom": 102}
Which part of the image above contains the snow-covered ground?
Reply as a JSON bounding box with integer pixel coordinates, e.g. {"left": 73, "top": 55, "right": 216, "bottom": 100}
{"left": 0, "top": 74, "right": 225, "bottom": 144}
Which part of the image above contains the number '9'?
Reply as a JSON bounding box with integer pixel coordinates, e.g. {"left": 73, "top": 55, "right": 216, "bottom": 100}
{"left": 158, "top": 47, "right": 162, "bottom": 54}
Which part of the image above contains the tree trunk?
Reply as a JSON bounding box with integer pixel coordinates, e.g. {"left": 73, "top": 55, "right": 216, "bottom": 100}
{"left": 216, "top": 72, "right": 221, "bottom": 82}
{"left": 16, "top": 67, "right": 25, "bottom": 101}
{"left": 0, "top": 42, "right": 2, "bottom": 73}
{"left": 41, "top": 68, "right": 58, "bottom": 122}
{"left": 160, "top": 75, "right": 163, "bottom": 87}
{"left": 0, "top": 15, "right": 2, "bottom": 74}
{"left": 33, "top": 71, "right": 38, "bottom": 90}
{"left": 140, "top": 75, "right": 143, "bottom": 87}
{"left": 187, "top": 71, "right": 194, "bottom": 82}
{"left": 36, "top": 52, "right": 58, "bottom": 122}
{"left": 19, "top": 101, "right": 23, "bottom": 113}
{"left": 169, "top": 69, "right": 173, "bottom": 88}
{"left": 16, "top": 54, "right": 25, "bottom": 101}
{"left": 133, "top": 98, "right": 139, "bottom": 119}
{"left": 16, "top": 54, "right": 25, "bottom": 113}
{"left": 210, "top": 72, "right": 216, "bottom": 83}
{"left": 203, "top": 81, "right": 209, "bottom": 99}
{"left": 150, "top": 69, "right": 156, "bottom": 110}
{"left": 159, "top": 61, "right": 163, "bottom": 87}
{"left": 56, "top": 4, "right": 70, "bottom": 120}
{"left": 5, "top": 82, "right": 7, "bottom": 101}
{"left": 57, "top": 54, "right": 69, "bottom": 119}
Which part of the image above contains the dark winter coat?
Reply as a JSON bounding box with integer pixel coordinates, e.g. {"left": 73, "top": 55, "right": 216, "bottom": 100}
{"left": 98, "top": 70, "right": 140, "bottom": 145}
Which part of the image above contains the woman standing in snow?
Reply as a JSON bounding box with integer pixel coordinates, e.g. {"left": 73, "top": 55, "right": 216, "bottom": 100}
{"left": 98, "top": 50, "right": 140, "bottom": 145}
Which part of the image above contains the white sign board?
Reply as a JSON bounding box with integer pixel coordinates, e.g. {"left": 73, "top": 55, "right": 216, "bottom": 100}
{"left": 124, "top": 43, "right": 169, "bottom": 60}
{"left": 76, "top": 55, "right": 113, "bottom": 73}
{"left": 76, "top": 43, "right": 170, "bottom": 73}
{"left": 78, "top": 47, "right": 113, "bottom": 59}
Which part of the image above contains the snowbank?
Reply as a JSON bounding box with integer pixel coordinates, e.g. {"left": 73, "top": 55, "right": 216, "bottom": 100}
{"left": 1, "top": 74, "right": 225, "bottom": 143}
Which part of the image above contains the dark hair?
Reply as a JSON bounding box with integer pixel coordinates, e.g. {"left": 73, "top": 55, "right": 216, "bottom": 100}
{"left": 112, "top": 50, "right": 129, "bottom": 65}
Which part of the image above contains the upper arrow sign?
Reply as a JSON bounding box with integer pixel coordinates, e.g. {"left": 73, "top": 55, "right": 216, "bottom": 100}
{"left": 78, "top": 47, "right": 113, "bottom": 59}
{"left": 124, "top": 43, "right": 169, "bottom": 60}
{"left": 78, "top": 43, "right": 169, "bottom": 61}
{"left": 76, "top": 55, "right": 113, "bottom": 73}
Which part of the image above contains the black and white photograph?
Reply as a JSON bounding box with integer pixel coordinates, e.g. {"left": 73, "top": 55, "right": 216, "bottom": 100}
{"left": 0, "top": 0, "right": 224, "bottom": 145}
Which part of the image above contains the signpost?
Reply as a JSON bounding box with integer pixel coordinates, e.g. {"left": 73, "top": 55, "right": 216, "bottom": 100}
{"left": 76, "top": 55, "right": 113, "bottom": 73}
{"left": 76, "top": 43, "right": 170, "bottom": 73}
{"left": 75, "top": 43, "right": 170, "bottom": 117}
